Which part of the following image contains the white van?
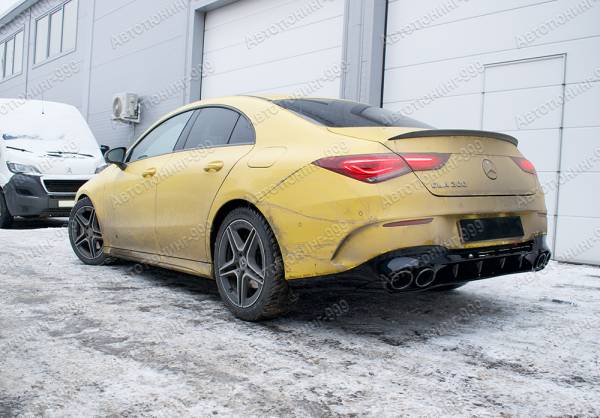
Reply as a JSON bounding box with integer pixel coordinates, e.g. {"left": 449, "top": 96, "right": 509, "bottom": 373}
{"left": 0, "top": 99, "right": 105, "bottom": 227}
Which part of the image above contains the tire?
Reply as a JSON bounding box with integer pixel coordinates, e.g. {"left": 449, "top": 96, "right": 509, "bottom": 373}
{"left": 214, "top": 207, "right": 291, "bottom": 321}
{"left": 68, "top": 197, "right": 115, "bottom": 266}
{"left": 0, "top": 190, "right": 14, "bottom": 229}
{"left": 428, "top": 283, "right": 466, "bottom": 292}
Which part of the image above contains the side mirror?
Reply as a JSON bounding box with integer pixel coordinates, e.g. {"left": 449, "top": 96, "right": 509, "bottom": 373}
{"left": 105, "top": 147, "right": 127, "bottom": 170}
{"left": 100, "top": 145, "right": 110, "bottom": 155}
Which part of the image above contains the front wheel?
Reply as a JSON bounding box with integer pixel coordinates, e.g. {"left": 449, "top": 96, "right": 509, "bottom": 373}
{"left": 0, "top": 190, "right": 14, "bottom": 229}
{"left": 214, "top": 207, "right": 291, "bottom": 321}
{"left": 69, "top": 198, "right": 114, "bottom": 265}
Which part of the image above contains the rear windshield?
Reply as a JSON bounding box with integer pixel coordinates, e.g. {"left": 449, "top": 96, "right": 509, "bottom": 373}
{"left": 273, "top": 98, "right": 432, "bottom": 129}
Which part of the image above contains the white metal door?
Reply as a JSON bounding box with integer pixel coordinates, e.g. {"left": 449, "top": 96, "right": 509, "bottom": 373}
{"left": 201, "top": 0, "right": 345, "bottom": 99}
{"left": 482, "top": 55, "right": 566, "bottom": 253}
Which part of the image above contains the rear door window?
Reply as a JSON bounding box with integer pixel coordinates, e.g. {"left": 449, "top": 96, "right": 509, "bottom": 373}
{"left": 228, "top": 115, "right": 255, "bottom": 145}
{"left": 183, "top": 107, "right": 240, "bottom": 150}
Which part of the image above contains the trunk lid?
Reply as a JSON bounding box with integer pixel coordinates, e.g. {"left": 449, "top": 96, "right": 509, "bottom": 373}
{"left": 327, "top": 127, "right": 536, "bottom": 197}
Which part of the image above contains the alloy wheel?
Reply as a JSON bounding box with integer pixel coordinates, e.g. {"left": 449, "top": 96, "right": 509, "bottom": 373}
{"left": 72, "top": 205, "right": 104, "bottom": 260}
{"left": 216, "top": 219, "right": 266, "bottom": 308}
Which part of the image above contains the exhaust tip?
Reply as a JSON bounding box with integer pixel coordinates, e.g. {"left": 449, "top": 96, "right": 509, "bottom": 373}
{"left": 389, "top": 270, "right": 413, "bottom": 291}
{"left": 415, "top": 268, "right": 436, "bottom": 288}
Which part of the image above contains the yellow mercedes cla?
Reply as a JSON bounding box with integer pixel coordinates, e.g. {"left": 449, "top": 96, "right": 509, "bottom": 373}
{"left": 69, "top": 96, "right": 550, "bottom": 320}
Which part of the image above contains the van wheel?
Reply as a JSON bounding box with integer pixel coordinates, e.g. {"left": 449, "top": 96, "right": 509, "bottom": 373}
{"left": 0, "top": 191, "right": 14, "bottom": 229}
{"left": 214, "top": 207, "right": 291, "bottom": 321}
{"left": 69, "top": 198, "right": 115, "bottom": 265}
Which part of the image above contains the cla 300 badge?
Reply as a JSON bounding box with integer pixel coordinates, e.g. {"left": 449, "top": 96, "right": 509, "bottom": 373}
{"left": 432, "top": 181, "right": 468, "bottom": 189}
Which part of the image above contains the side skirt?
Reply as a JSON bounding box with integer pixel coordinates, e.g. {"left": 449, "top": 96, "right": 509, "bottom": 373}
{"left": 105, "top": 246, "right": 214, "bottom": 279}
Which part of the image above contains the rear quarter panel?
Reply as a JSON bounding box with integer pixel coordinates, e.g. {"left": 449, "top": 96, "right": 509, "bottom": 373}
{"left": 205, "top": 98, "right": 393, "bottom": 265}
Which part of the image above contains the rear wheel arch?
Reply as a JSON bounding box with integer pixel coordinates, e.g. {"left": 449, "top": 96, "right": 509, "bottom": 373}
{"left": 210, "top": 199, "right": 276, "bottom": 261}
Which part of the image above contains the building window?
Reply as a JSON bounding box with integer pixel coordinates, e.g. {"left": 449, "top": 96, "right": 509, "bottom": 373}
{"left": 34, "top": 0, "right": 78, "bottom": 65}
{"left": 0, "top": 29, "right": 24, "bottom": 80}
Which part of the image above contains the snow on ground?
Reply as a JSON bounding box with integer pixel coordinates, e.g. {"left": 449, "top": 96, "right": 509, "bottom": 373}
{"left": 1, "top": 221, "right": 599, "bottom": 417}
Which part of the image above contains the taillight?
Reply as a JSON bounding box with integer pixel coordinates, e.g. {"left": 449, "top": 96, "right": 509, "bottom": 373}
{"left": 400, "top": 153, "right": 450, "bottom": 171}
{"left": 512, "top": 157, "right": 536, "bottom": 174}
{"left": 313, "top": 153, "right": 449, "bottom": 183}
{"left": 313, "top": 154, "right": 411, "bottom": 183}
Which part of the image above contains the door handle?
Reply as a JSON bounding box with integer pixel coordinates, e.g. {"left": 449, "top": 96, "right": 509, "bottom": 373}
{"left": 204, "top": 161, "right": 224, "bottom": 172}
{"left": 142, "top": 168, "right": 157, "bottom": 178}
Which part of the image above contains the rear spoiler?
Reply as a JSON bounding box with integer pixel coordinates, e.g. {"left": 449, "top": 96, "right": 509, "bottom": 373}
{"left": 389, "top": 129, "right": 518, "bottom": 146}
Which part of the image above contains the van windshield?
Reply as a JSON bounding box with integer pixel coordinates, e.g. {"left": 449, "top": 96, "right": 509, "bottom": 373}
{"left": 272, "top": 98, "right": 433, "bottom": 129}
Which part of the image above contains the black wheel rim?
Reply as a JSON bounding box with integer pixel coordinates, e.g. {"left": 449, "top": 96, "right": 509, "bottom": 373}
{"left": 216, "top": 219, "right": 266, "bottom": 308}
{"left": 71, "top": 205, "right": 104, "bottom": 260}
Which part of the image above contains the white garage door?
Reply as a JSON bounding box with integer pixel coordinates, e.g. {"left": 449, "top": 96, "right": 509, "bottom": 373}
{"left": 482, "top": 55, "right": 566, "bottom": 253}
{"left": 382, "top": 0, "right": 600, "bottom": 265}
{"left": 201, "top": 0, "right": 345, "bottom": 99}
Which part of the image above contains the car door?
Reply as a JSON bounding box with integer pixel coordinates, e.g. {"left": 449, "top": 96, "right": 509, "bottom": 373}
{"left": 103, "top": 110, "right": 195, "bottom": 255}
{"left": 155, "top": 107, "right": 255, "bottom": 262}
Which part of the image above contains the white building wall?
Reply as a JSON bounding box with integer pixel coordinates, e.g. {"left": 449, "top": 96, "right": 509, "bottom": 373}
{"left": 86, "top": 0, "right": 191, "bottom": 149}
{"left": 0, "top": 0, "right": 91, "bottom": 110}
{"left": 383, "top": 0, "right": 600, "bottom": 265}
{"left": 200, "top": 0, "right": 346, "bottom": 99}
{"left": 0, "top": 6, "right": 29, "bottom": 100}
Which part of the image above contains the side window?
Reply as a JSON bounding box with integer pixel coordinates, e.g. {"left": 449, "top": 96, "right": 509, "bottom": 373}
{"left": 1, "top": 29, "right": 24, "bottom": 80}
{"left": 183, "top": 107, "right": 239, "bottom": 150}
{"left": 129, "top": 111, "right": 193, "bottom": 162}
{"left": 229, "top": 116, "right": 255, "bottom": 144}
{"left": 34, "top": 0, "right": 78, "bottom": 65}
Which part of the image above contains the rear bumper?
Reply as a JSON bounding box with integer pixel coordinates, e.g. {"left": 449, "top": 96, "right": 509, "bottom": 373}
{"left": 3, "top": 174, "right": 76, "bottom": 217}
{"left": 263, "top": 200, "right": 549, "bottom": 280}
{"left": 258, "top": 158, "right": 548, "bottom": 280}
{"left": 371, "top": 235, "right": 551, "bottom": 292}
